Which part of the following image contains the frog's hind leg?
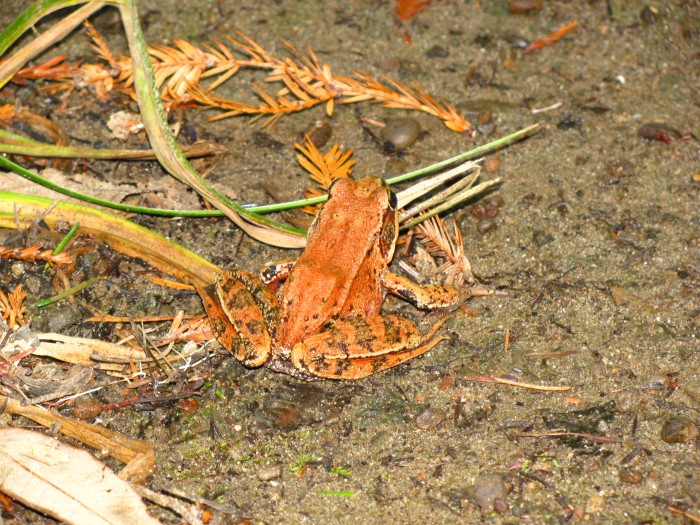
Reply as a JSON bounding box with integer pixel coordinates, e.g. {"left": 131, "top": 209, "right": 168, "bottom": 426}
{"left": 290, "top": 315, "right": 450, "bottom": 380}
{"left": 199, "top": 270, "right": 279, "bottom": 368}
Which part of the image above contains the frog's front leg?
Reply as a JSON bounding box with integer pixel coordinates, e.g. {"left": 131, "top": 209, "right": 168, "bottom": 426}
{"left": 382, "top": 271, "right": 468, "bottom": 310}
{"left": 261, "top": 259, "right": 295, "bottom": 285}
{"left": 290, "top": 315, "right": 450, "bottom": 380}
{"left": 199, "top": 270, "right": 279, "bottom": 367}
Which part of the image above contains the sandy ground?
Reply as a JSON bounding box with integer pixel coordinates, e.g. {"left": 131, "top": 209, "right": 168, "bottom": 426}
{"left": 1, "top": 0, "right": 699, "bottom": 523}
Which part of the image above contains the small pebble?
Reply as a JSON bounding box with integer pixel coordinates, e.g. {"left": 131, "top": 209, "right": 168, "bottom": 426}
{"left": 72, "top": 399, "right": 103, "bottom": 420}
{"left": 503, "top": 34, "right": 530, "bottom": 49}
{"left": 426, "top": 45, "right": 449, "bottom": 59}
{"left": 42, "top": 304, "right": 83, "bottom": 333}
{"left": 305, "top": 121, "right": 332, "bottom": 148}
{"left": 638, "top": 122, "right": 681, "bottom": 142}
{"left": 257, "top": 463, "right": 283, "bottom": 481}
{"left": 473, "top": 472, "right": 508, "bottom": 511}
{"left": 615, "top": 390, "right": 639, "bottom": 414}
{"left": 619, "top": 467, "right": 644, "bottom": 484}
{"left": 415, "top": 407, "right": 446, "bottom": 430}
{"left": 381, "top": 118, "right": 422, "bottom": 151}
{"left": 586, "top": 495, "right": 607, "bottom": 514}
{"left": 471, "top": 195, "right": 503, "bottom": 219}
{"left": 477, "top": 217, "right": 497, "bottom": 234}
{"left": 640, "top": 5, "right": 658, "bottom": 24}
{"left": 660, "top": 416, "right": 699, "bottom": 444}
{"left": 607, "top": 158, "right": 636, "bottom": 178}
{"left": 10, "top": 262, "right": 24, "bottom": 278}
{"left": 483, "top": 194, "right": 504, "bottom": 210}
{"left": 508, "top": 0, "right": 543, "bottom": 15}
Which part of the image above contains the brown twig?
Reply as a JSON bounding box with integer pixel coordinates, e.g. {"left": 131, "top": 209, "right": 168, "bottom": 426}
{"left": 525, "top": 21, "right": 578, "bottom": 54}
{"left": 515, "top": 431, "right": 626, "bottom": 444}
{"left": 463, "top": 375, "right": 571, "bottom": 391}
{"left": 13, "top": 27, "right": 474, "bottom": 134}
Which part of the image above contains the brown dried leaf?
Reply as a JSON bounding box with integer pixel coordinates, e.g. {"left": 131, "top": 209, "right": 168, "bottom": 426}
{"left": 0, "top": 428, "right": 160, "bottom": 525}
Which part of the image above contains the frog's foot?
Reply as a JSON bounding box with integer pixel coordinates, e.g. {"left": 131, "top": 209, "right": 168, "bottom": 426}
{"left": 290, "top": 315, "right": 450, "bottom": 380}
{"left": 383, "top": 271, "right": 468, "bottom": 310}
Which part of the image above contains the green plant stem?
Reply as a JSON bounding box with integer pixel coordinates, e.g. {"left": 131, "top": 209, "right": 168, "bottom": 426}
{"left": 36, "top": 276, "right": 100, "bottom": 307}
{"left": 45, "top": 221, "right": 80, "bottom": 269}
{"left": 2, "top": 126, "right": 538, "bottom": 217}
{"left": 387, "top": 124, "right": 539, "bottom": 185}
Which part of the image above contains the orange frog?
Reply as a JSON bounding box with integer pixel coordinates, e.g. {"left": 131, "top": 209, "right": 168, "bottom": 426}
{"left": 199, "top": 176, "right": 467, "bottom": 380}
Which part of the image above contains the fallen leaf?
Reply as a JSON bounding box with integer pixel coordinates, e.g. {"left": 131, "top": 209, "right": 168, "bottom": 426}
{"left": 0, "top": 428, "right": 161, "bottom": 525}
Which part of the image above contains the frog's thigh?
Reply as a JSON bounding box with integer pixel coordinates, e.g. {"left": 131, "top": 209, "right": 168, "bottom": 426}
{"left": 383, "top": 271, "right": 464, "bottom": 310}
{"left": 199, "top": 282, "right": 246, "bottom": 356}
{"left": 215, "top": 270, "right": 274, "bottom": 367}
{"left": 291, "top": 315, "right": 441, "bottom": 379}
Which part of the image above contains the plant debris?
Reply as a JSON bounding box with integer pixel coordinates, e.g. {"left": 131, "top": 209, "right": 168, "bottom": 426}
{"left": 13, "top": 24, "right": 474, "bottom": 134}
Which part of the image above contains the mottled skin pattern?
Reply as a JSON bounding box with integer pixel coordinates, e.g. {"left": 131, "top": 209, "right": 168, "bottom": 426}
{"left": 199, "top": 176, "right": 467, "bottom": 380}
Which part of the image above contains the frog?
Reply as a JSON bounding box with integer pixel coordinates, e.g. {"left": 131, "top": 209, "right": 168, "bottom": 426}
{"left": 199, "top": 176, "right": 467, "bottom": 380}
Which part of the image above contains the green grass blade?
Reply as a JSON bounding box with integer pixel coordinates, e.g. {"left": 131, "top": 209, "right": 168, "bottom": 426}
{"left": 0, "top": 0, "right": 88, "bottom": 55}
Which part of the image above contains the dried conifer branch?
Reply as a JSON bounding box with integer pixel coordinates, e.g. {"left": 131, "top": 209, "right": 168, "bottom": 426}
{"left": 10, "top": 27, "right": 473, "bottom": 133}
{"left": 340, "top": 73, "right": 473, "bottom": 133}
{"left": 295, "top": 136, "right": 355, "bottom": 213}
{"left": 0, "top": 103, "right": 15, "bottom": 123}
{"left": 0, "top": 244, "right": 72, "bottom": 265}
{"left": 414, "top": 216, "right": 474, "bottom": 286}
{"left": 0, "top": 284, "right": 27, "bottom": 329}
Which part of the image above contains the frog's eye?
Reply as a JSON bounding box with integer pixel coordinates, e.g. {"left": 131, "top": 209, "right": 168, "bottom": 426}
{"left": 388, "top": 189, "right": 398, "bottom": 210}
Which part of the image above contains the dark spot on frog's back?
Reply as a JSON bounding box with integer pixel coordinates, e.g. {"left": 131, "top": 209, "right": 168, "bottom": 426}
{"left": 371, "top": 356, "right": 388, "bottom": 372}
{"left": 330, "top": 339, "right": 350, "bottom": 355}
{"left": 352, "top": 317, "right": 372, "bottom": 336}
{"left": 382, "top": 317, "right": 401, "bottom": 343}
{"left": 228, "top": 290, "right": 254, "bottom": 310}
{"left": 311, "top": 354, "right": 330, "bottom": 371}
{"left": 333, "top": 359, "right": 352, "bottom": 376}
{"left": 245, "top": 319, "right": 266, "bottom": 335}
{"left": 211, "top": 318, "right": 227, "bottom": 338}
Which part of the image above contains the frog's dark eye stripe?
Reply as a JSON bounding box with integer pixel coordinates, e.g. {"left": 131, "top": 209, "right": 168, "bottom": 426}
{"left": 388, "top": 189, "right": 398, "bottom": 209}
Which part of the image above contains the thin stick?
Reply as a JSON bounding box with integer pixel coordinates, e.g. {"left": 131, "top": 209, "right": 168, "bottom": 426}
{"left": 464, "top": 375, "right": 571, "bottom": 391}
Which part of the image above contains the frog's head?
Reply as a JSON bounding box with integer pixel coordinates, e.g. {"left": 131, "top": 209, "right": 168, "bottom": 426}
{"left": 306, "top": 176, "right": 398, "bottom": 262}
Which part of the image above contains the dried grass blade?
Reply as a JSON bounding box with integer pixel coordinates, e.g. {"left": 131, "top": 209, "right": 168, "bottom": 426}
{"left": 1, "top": 396, "right": 155, "bottom": 483}
{"left": 401, "top": 178, "right": 503, "bottom": 229}
{"left": 396, "top": 160, "right": 479, "bottom": 209}
{"left": 119, "top": 0, "right": 305, "bottom": 248}
{"left": 0, "top": 192, "right": 220, "bottom": 288}
{"left": 0, "top": 2, "right": 106, "bottom": 90}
